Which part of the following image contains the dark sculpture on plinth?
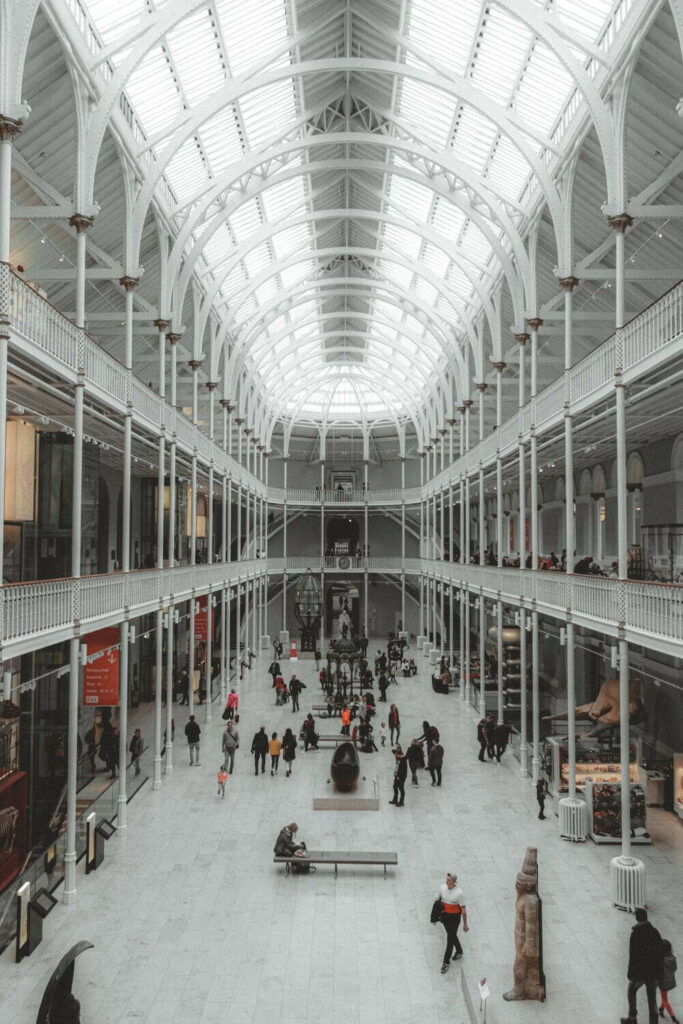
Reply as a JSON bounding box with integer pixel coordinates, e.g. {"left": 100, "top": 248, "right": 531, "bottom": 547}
{"left": 330, "top": 741, "right": 360, "bottom": 793}
{"left": 37, "top": 941, "right": 93, "bottom": 1024}
{"left": 503, "top": 848, "right": 545, "bottom": 1003}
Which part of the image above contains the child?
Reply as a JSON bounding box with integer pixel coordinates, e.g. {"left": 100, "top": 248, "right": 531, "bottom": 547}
{"left": 379, "top": 722, "right": 387, "bottom": 746}
{"left": 217, "top": 765, "right": 229, "bottom": 798}
{"left": 659, "top": 939, "right": 678, "bottom": 1022}
{"left": 269, "top": 731, "right": 282, "bottom": 775}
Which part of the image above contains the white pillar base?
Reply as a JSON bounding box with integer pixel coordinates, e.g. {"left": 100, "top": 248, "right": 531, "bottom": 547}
{"left": 260, "top": 634, "right": 270, "bottom": 649}
{"left": 153, "top": 754, "right": 162, "bottom": 790}
{"left": 559, "top": 796, "right": 587, "bottom": 842}
{"left": 165, "top": 743, "right": 173, "bottom": 775}
{"left": 531, "top": 756, "right": 540, "bottom": 786}
{"left": 63, "top": 853, "right": 77, "bottom": 904}
{"left": 416, "top": 635, "right": 424, "bottom": 651}
{"left": 611, "top": 855, "right": 646, "bottom": 912}
{"left": 429, "top": 648, "right": 440, "bottom": 665}
{"left": 117, "top": 794, "right": 127, "bottom": 830}
{"left": 279, "top": 629, "right": 290, "bottom": 647}
{"left": 398, "top": 631, "right": 408, "bottom": 641}
{"left": 422, "top": 640, "right": 431, "bottom": 657}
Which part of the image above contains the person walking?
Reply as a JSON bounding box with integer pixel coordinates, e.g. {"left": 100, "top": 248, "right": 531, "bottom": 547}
{"left": 340, "top": 704, "right": 351, "bottom": 736}
{"left": 184, "top": 715, "right": 201, "bottom": 766}
{"left": 222, "top": 721, "right": 239, "bottom": 773}
{"left": 251, "top": 725, "right": 269, "bottom": 775}
{"left": 268, "top": 659, "right": 281, "bottom": 685}
{"left": 388, "top": 744, "right": 407, "bottom": 807}
{"left": 290, "top": 675, "right": 306, "bottom": 712}
{"left": 378, "top": 672, "right": 388, "bottom": 702}
{"left": 177, "top": 665, "right": 190, "bottom": 705}
{"left": 437, "top": 872, "right": 469, "bottom": 973}
{"left": 129, "top": 728, "right": 143, "bottom": 776}
{"left": 536, "top": 777, "right": 549, "bottom": 820}
{"left": 659, "top": 939, "right": 678, "bottom": 1022}
{"left": 269, "top": 731, "right": 282, "bottom": 775}
{"left": 302, "top": 713, "right": 319, "bottom": 751}
{"left": 407, "top": 738, "right": 424, "bottom": 786}
{"left": 282, "top": 727, "right": 297, "bottom": 777}
{"left": 388, "top": 704, "right": 401, "bottom": 747}
{"left": 428, "top": 740, "right": 444, "bottom": 786}
{"left": 216, "top": 765, "right": 229, "bottom": 798}
{"left": 476, "top": 716, "right": 491, "bottom": 762}
{"left": 494, "top": 720, "right": 510, "bottom": 763}
{"left": 621, "top": 908, "right": 665, "bottom": 1024}
{"left": 224, "top": 688, "right": 238, "bottom": 720}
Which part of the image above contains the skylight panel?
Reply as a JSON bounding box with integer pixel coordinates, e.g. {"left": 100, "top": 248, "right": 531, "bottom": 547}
{"left": 166, "top": 9, "right": 225, "bottom": 106}
{"left": 203, "top": 225, "right": 233, "bottom": 268}
{"left": 273, "top": 224, "right": 312, "bottom": 261}
{"left": 421, "top": 243, "right": 450, "bottom": 278}
{"left": 459, "top": 222, "right": 492, "bottom": 267}
{"left": 404, "top": 0, "right": 480, "bottom": 77}
{"left": 398, "top": 80, "right": 455, "bottom": 150}
{"left": 229, "top": 199, "right": 262, "bottom": 244}
{"left": 165, "top": 140, "right": 207, "bottom": 203}
{"left": 414, "top": 279, "right": 438, "bottom": 305}
{"left": 215, "top": 0, "right": 290, "bottom": 77}
{"left": 386, "top": 177, "right": 433, "bottom": 224}
{"left": 513, "top": 45, "right": 574, "bottom": 137}
{"left": 382, "top": 225, "right": 421, "bottom": 262}
{"left": 451, "top": 107, "right": 498, "bottom": 176}
{"left": 198, "top": 109, "right": 244, "bottom": 176}
{"left": 254, "top": 279, "right": 279, "bottom": 306}
{"left": 223, "top": 264, "right": 248, "bottom": 298}
{"left": 470, "top": 8, "right": 532, "bottom": 107}
{"left": 127, "top": 47, "right": 184, "bottom": 136}
{"left": 485, "top": 136, "right": 530, "bottom": 202}
{"left": 240, "top": 80, "right": 297, "bottom": 152}
{"left": 554, "top": 0, "right": 615, "bottom": 39}
{"left": 84, "top": 0, "right": 142, "bottom": 45}
{"left": 431, "top": 199, "right": 466, "bottom": 241}
{"left": 261, "top": 177, "right": 308, "bottom": 222}
{"left": 280, "top": 262, "right": 314, "bottom": 291}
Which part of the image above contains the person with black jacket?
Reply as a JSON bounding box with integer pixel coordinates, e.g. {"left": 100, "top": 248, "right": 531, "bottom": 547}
{"left": 389, "top": 744, "right": 408, "bottom": 806}
{"left": 476, "top": 717, "right": 491, "bottom": 762}
{"left": 378, "top": 672, "right": 388, "bottom": 702}
{"left": 494, "top": 721, "right": 510, "bottom": 762}
{"left": 251, "top": 725, "right": 269, "bottom": 775}
{"left": 621, "top": 908, "right": 665, "bottom": 1024}
{"left": 407, "top": 738, "right": 425, "bottom": 786}
{"left": 289, "top": 675, "right": 306, "bottom": 712}
{"left": 428, "top": 741, "right": 444, "bottom": 786}
{"left": 184, "top": 715, "right": 201, "bottom": 766}
{"left": 282, "top": 728, "right": 297, "bottom": 777}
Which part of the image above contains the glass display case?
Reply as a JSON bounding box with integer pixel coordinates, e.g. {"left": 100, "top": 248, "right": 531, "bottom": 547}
{"left": 548, "top": 737, "right": 639, "bottom": 797}
{"left": 584, "top": 781, "right": 651, "bottom": 844}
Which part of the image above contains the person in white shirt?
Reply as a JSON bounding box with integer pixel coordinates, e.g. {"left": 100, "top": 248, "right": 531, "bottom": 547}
{"left": 438, "top": 873, "right": 469, "bottom": 973}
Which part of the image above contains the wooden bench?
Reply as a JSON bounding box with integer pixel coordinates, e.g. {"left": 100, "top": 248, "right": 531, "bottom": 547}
{"left": 274, "top": 850, "right": 398, "bottom": 878}
{"left": 312, "top": 703, "right": 337, "bottom": 717}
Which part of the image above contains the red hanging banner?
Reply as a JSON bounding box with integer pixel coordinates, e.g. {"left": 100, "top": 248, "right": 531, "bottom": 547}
{"left": 82, "top": 627, "right": 119, "bottom": 706}
{"left": 194, "top": 595, "right": 213, "bottom": 643}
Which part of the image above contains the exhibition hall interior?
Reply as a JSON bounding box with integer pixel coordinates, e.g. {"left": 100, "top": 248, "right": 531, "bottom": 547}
{"left": 1, "top": 0, "right": 683, "bottom": 1020}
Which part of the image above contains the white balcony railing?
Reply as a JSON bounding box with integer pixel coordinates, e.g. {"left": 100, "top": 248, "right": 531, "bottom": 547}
{"left": 6, "top": 269, "right": 265, "bottom": 497}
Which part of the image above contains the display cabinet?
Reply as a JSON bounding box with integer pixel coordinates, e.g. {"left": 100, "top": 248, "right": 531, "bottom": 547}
{"left": 548, "top": 737, "right": 638, "bottom": 798}
{"left": 584, "top": 781, "right": 651, "bottom": 844}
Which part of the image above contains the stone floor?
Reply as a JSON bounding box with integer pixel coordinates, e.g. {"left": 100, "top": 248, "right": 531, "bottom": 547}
{"left": 1, "top": 642, "right": 682, "bottom": 1024}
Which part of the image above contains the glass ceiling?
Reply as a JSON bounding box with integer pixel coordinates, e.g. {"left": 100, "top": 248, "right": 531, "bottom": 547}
{"left": 80, "top": 0, "right": 630, "bottom": 427}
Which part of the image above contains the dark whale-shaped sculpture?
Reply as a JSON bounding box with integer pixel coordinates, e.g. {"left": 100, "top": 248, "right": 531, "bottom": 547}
{"left": 331, "top": 741, "right": 360, "bottom": 793}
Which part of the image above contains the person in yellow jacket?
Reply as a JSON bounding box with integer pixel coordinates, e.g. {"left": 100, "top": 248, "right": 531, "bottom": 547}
{"left": 269, "top": 732, "right": 282, "bottom": 775}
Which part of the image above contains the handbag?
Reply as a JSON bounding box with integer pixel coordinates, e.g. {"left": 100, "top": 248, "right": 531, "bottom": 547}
{"left": 222, "top": 708, "right": 230, "bottom": 720}
{"left": 430, "top": 898, "right": 443, "bottom": 924}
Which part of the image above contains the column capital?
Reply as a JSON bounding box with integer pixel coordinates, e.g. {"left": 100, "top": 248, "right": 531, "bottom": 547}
{"left": 257, "top": 444, "right": 265, "bottom": 452}
{"left": 431, "top": 436, "right": 439, "bottom": 445}
{"left": 244, "top": 426, "right": 252, "bottom": 436}
{"left": 235, "top": 417, "right": 245, "bottom": 425}
{"left": 188, "top": 359, "right": 203, "bottom": 371}
{"left": 153, "top": 318, "right": 170, "bottom": 332}
{"left": 0, "top": 115, "right": 23, "bottom": 142}
{"left": 282, "top": 454, "right": 288, "bottom": 462}
{"left": 424, "top": 445, "right": 432, "bottom": 452}
{"left": 476, "top": 382, "right": 488, "bottom": 393}
{"left": 221, "top": 400, "right": 235, "bottom": 412}
{"left": 607, "top": 213, "right": 633, "bottom": 234}
{"left": 526, "top": 317, "right": 544, "bottom": 331}
{"left": 447, "top": 418, "right": 456, "bottom": 426}
{"left": 559, "top": 276, "right": 580, "bottom": 292}
{"left": 69, "top": 213, "right": 94, "bottom": 234}
{"left": 439, "top": 427, "right": 447, "bottom": 436}
{"left": 515, "top": 332, "right": 529, "bottom": 345}
{"left": 491, "top": 361, "right": 507, "bottom": 373}
{"left": 462, "top": 399, "right": 473, "bottom": 409}
{"left": 206, "top": 381, "right": 217, "bottom": 391}
{"left": 119, "top": 275, "right": 139, "bottom": 292}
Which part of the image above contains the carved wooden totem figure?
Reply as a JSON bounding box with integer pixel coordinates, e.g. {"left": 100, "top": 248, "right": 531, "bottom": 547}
{"left": 503, "top": 847, "right": 546, "bottom": 1003}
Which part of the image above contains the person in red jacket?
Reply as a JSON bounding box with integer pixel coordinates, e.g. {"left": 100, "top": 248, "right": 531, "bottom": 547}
{"left": 224, "top": 688, "right": 238, "bottom": 720}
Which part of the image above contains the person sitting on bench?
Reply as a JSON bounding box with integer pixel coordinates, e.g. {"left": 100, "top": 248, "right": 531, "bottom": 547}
{"left": 274, "top": 822, "right": 310, "bottom": 873}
